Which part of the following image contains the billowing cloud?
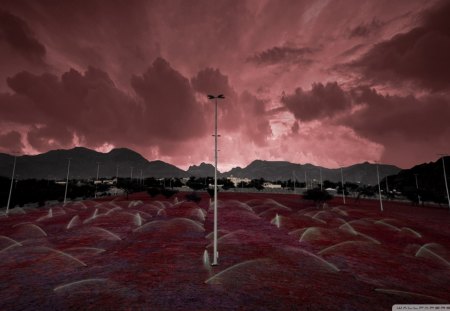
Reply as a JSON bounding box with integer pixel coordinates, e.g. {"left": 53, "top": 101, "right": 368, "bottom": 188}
{"left": 348, "top": 1, "right": 450, "bottom": 91}
{"left": 1, "top": 58, "right": 212, "bottom": 154}
{"left": 339, "top": 86, "right": 450, "bottom": 166}
{"left": 247, "top": 46, "right": 315, "bottom": 66}
{"left": 348, "top": 19, "right": 383, "bottom": 38}
{"left": 191, "top": 68, "right": 272, "bottom": 147}
{"left": 0, "top": 131, "right": 24, "bottom": 153}
{"left": 0, "top": 0, "right": 446, "bottom": 170}
{"left": 131, "top": 58, "right": 207, "bottom": 143}
{"left": 191, "top": 67, "right": 241, "bottom": 131}
{"left": 0, "top": 9, "right": 46, "bottom": 64}
{"left": 281, "top": 82, "right": 352, "bottom": 122}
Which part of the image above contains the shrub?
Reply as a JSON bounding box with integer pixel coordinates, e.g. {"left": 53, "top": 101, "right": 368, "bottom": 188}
{"left": 185, "top": 192, "right": 201, "bottom": 203}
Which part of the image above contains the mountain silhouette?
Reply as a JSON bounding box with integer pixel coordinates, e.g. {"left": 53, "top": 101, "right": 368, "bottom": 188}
{"left": 0, "top": 147, "right": 401, "bottom": 184}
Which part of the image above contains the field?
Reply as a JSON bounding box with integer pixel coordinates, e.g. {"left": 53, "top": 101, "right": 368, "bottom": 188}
{"left": 0, "top": 192, "right": 449, "bottom": 310}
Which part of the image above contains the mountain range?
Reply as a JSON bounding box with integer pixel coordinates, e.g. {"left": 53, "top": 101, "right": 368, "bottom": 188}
{"left": 0, "top": 147, "right": 403, "bottom": 184}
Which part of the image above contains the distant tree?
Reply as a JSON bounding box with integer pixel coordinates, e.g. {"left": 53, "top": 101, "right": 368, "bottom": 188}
{"left": 323, "top": 180, "right": 337, "bottom": 189}
{"left": 161, "top": 188, "right": 178, "bottom": 198}
{"left": 303, "top": 188, "right": 333, "bottom": 208}
{"left": 185, "top": 192, "right": 201, "bottom": 203}
{"left": 147, "top": 187, "right": 161, "bottom": 197}
{"left": 207, "top": 187, "right": 222, "bottom": 198}
{"left": 186, "top": 177, "right": 205, "bottom": 190}
{"left": 221, "top": 179, "right": 235, "bottom": 190}
{"left": 170, "top": 178, "right": 183, "bottom": 188}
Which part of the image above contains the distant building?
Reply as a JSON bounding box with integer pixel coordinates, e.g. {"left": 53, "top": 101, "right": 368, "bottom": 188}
{"left": 106, "top": 187, "right": 125, "bottom": 196}
{"left": 227, "top": 175, "right": 251, "bottom": 187}
{"left": 263, "top": 182, "right": 282, "bottom": 189}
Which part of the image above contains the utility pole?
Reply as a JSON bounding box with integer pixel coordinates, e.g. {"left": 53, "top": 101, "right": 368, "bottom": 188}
{"left": 6, "top": 155, "right": 17, "bottom": 215}
{"left": 95, "top": 162, "right": 100, "bottom": 198}
{"left": 208, "top": 94, "right": 225, "bottom": 266}
{"left": 63, "top": 158, "right": 71, "bottom": 205}
{"left": 376, "top": 162, "right": 384, "bottom": 212}
{"left": 414, "top": 174, "right": 421, "bottom": 205}
{"left": 304, "top": 171, "right": 307, "bottom": 190}
{"left": 293, "top": 171, "right": 296, "bottom": 193}
{"left": 437, "top": 154, "right": 450, "bottom": 210}
{"left": 340, "top": 167, "right": 346, "bottom": 204}
{"left": 319, "top": 168, "right": 323, "bottom": 191}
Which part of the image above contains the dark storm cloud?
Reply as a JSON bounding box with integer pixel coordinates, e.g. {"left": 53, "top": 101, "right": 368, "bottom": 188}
{"left": 348, "top": 19, "right": 383, "bottom": 38}
{"left": 0, "top": 131, "right": 24, "bottom": 153}
{"left": 247, "top": 46, "right": 315, "bottom": 66}
{"left": 340, "top": 86, "right": 450, "bottom": 166}
{"left": 1, "top": 58, "right": 210, "bottom": 153}
{"left": 191, "top": 67, "right": 241, "bottom": 132}
{"left": 0, "top": 9, "right": 46, "bottom": 64}
{"left": 281, "top": 82, "right": 352, "bottom": 122}
{"left": 238, "top": 91, "right": 272, "bottom": 147}
{"left": 348, "top": 1, "right": 450, "bottom": 92}
{"left": 4, "top": 67, "right": 138, "bottom": 151}
{"left": 191, "top": 67, "right": 272, "bottom": 146}
{"left": 131, "top": 58, "right": 207, "bottom": 142}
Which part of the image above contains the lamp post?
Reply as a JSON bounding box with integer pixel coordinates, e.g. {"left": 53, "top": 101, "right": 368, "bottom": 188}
{"left": 437, "top": 154, "right": 450, "bottom": 210}
{"left": 319, "top": 168, "right": 323, "bottom": 191}
{"left": 340, "top": 167, "right": 346, "bottom": 204}
{"left": 293, "top": 171, "right": 296, "bottom": 193}
{"left": 95, "top": 162, "right": 100, "bottom": 198}
{"left": 376, "top": 162, "right": 384, "bottom": 212}
{"left": 414, "top": 174, "right": 421, "bottom": 205}
{"left": 304, "top": 171, "right": 307, "bottom": 190}
{"left": 208, "top": 94, "right": 225, "bottom": 266}
{"left": 63, "top": 158, "right": 71, "bottom": 205}
{"left": 6, "top": 155, "right": 17, "bottom": 215}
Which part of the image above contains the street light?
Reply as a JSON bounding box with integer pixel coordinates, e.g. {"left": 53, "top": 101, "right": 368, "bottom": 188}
{"left": 207, "top": 93, "right": 225, "bottom": 266}
{"left": 63, "top": 158, "right": 71, "bottom": 205}
{"left": 304, "top": 171, "right": 307, "bottom": 190}
{"left": 376, "top": 162, "right": 384, "bottom": 212}
{"left": 319, "top": 168, "right": 323, "bottom": 191}
{"left": 6, "top": 154, "right": 18, "bottom": 215}
{"left": 95, "top": 162, "right": 100, "bottom": 198}
{"left": 340, "top": 166, "right": 346, "bottom": 204}
{"left": 437, "top": 154, "right": 450, "bottom": 210}
{"left": 292, "top": 171, "right": 296, "bottom": 193}
{"left": 414, "top": 174, "right": 421, "bottom": 205}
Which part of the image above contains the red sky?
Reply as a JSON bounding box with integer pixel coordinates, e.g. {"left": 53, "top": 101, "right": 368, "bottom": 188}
{"left": 0, "top": 0, "right": 449, "bottom": 171}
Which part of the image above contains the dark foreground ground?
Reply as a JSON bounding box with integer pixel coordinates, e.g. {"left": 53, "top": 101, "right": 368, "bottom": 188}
{"left": 0, "top": 192, "right": 449, "bottom": 310}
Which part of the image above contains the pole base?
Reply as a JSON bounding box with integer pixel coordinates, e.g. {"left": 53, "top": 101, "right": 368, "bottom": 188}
{"left": 211, "top": 263, "right": 219, "bottom": 266}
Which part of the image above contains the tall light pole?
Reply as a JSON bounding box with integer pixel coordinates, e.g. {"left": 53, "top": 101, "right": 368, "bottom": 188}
{"left": 319, "top": 168, "right": 323, "bottom": 190}
{"left": 130, "top": 167, "right": 133, "bottom": 181}
{"left": 340, "top": 167, "right": 346, "bottom": 204}
{"left": 208, "top": 94, "right": 225, "bottom": 266}
{"left": 6, "top": 155, "right": 17, "bottom": 215}
{"left": 293, "top": 171, "right": 296, "bottom": 193}
{"left": 116, "top": 164, "right": 119, "bottom": 186}
{"left": 376, "top": 162, "right": 384, "bottom": 212}
{"left": 95, "top": 162, "right": 100, "bottom": 198}
{"left": 63, "top": 158, "right": 71, "bottom": 205}
{"left": 437, "top": 154, "right": 450, "bottom": 210}
{"left": 385, "top": 176, "right": 389, "bottom": 194}
{"left": 304, "top": 171, "right": 307, "bottom": 190}
{"left": 414, "top": 174, "right": 421, "bottom": 205}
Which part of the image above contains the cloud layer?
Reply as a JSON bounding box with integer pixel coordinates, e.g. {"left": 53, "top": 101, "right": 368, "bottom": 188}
{"left": 0, "top": 0, "right": 447, "bottom": 170}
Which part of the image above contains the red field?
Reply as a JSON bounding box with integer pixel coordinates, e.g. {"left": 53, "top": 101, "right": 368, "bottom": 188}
{"left": 1, "top": 192, "right": 449, "bottom": 310}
